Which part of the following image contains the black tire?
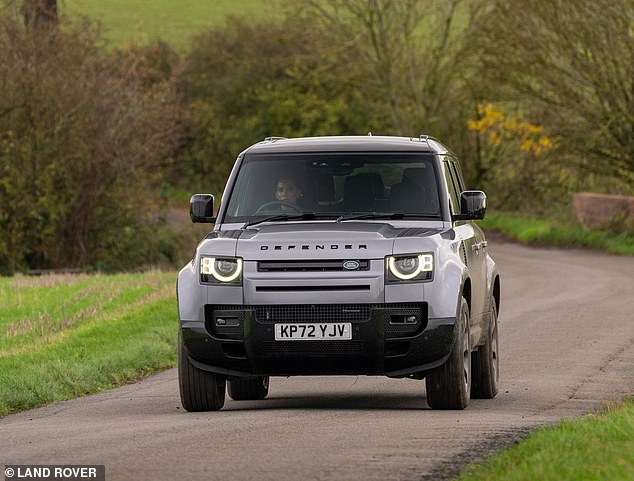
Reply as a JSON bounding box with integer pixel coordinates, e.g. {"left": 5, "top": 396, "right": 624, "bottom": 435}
{"left": 471, "top": 299, "right": 499, "bottom": 399}
{"left": 425, "top": 297, "right": 471, "bottom": 410}
{"left": 178, "top": 332, "right": 226, "bottom": 412}
{"left": 227, "top": 377, "right": 270, "bottom": 401}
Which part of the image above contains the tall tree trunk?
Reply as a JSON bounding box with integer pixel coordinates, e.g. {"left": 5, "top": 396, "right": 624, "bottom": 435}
{"left": 22, "top": 0, "right": 57, "bottom": 31}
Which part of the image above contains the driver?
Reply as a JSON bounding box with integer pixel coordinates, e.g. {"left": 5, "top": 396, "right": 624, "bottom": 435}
{"left": 275, "top": 178, "right": 302, "bottom": 205}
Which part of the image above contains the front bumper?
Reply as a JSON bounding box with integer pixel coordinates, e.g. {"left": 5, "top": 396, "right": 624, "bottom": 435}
{"left": 181, "top": 303, "right": 456, "bottom": 377}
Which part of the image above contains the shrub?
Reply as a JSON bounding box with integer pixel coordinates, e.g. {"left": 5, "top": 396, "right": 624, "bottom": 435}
{"left": 0, "top": 13, "right": 186, "bottom": 272}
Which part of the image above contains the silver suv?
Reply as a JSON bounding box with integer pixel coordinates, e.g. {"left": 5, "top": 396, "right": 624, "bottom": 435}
{"left": 177, "top": 136, "right": 501, "bottom": 410}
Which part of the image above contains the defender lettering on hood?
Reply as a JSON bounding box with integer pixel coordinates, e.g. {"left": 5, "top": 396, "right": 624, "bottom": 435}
{"left": 260, "top": 244, "right": 368, "bottom": 251}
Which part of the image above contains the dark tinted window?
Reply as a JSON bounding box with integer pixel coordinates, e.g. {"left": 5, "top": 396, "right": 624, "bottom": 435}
{"left": 450, "top": 159, "right": 466, "bottom": 192}
{"left": 443, "top": 161, "right": 461, "bottom": 215}
{"left": 223, "top": 153, "right": 441, "bottom": 222}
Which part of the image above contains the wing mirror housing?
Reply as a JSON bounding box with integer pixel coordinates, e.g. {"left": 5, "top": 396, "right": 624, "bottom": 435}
{"left": 190, "top": 194, "right": 216, "bottom": 223}
{"left": 455, "top": 191, "right": 487, "bottom": 220}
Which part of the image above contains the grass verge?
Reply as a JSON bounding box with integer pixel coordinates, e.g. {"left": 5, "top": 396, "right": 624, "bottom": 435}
{"left": 458, "top": 400, "right": 634, "bottom": 481}
{"left": 478, "top": 212, "right": 634, "bottom": 256}
{"left": 0, "top": 271, "right": 177, "bottom": 416}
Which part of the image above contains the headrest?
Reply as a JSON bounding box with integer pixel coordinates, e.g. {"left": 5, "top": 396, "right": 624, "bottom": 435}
{"left": 402, "top": 167, "right": 434, "bottom": 188}
{"left": 356, "top": 173, "right": 385, "bottom": 197}
{"left": 344, "top": 174, "right": 377, "bottom": 210}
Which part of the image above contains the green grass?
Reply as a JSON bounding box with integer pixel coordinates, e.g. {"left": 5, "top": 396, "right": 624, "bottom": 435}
{"left": 0, "top": 271, "right": 177, "bottom": 416}
{"left": 479, "top": 212, "right": 634, "bottom": 256}
{"left": 458, "top": 400, "right": 634, "bottom": 481}
{"left": 63, "top": 0, "right": 282, "bottom": 49}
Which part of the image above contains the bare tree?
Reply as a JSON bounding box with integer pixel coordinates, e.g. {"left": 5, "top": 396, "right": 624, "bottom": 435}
{"left": 298, "top": 0, "right": 467, "bottom": 136}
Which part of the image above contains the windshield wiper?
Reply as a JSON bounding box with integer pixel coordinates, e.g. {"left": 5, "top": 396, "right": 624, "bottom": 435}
{"left": 244, "top": 211, "right": 439, "bottom": 228}
{"left": 244, "top": 212, "right": 319, "bottom": 228}
{"left": 336, "top": 212, "right": 440, "bottom": 222}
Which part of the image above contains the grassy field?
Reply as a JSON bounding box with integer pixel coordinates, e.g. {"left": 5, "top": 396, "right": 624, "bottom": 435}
{"left": 458, "top": 400, "right": 634, "bottom": 481}
{"left": 0, "top": 271, "right": 177, "bottom": 416}
{"left": 63, "top": 0, "right": 281, "bottom": 49}
{"left": 479, "top": 212, "right": 634, "bottom": 256}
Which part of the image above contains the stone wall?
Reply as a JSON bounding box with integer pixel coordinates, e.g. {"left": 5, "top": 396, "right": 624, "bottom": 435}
{"left": 572, "top": 192, "right": 634, "bottom": 229}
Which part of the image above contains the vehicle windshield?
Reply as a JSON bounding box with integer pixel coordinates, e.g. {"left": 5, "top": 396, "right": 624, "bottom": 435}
{"left": 223, "top": 153, "right": 442, "bottom": 223}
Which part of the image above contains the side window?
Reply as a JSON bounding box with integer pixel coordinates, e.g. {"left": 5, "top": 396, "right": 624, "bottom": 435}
{"left": 443, "top": 162, "right": 460, "bottom": 215}
{"left": 450, "top": 160, "right": 467, "bottom": 192}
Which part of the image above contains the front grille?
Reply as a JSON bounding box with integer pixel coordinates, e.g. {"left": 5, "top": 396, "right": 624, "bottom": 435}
{"left": 210, "top": 303, "right": 425, "bottom": 325}
{"left": 254, "top": 304, "right": 373, "bottom": 323}
{"left": 258, "top": 259, "right": 370, "bottom": 272}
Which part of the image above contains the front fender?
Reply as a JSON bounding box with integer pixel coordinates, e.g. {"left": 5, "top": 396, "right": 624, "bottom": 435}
{"left": 177, "top": 261, "right": 205, "bottom": 324}
{"left": 424, "top": 240, "right": 469, "bottom": 319}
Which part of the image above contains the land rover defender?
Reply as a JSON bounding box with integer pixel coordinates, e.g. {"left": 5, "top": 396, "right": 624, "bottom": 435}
{"left": 177, "top": 135, "right": 501, "bottom": 410}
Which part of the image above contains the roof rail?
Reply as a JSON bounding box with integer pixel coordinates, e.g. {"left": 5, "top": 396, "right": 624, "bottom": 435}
{"left": 263, "top": 136, "right": 287, "bottom": 142}
{"left": 409, "top": 134, "right": 431, "bottom": 144}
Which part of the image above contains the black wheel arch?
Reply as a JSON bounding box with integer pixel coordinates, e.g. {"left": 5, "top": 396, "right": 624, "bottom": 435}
{"left": 461, "top": 276, "right": 472, "bottom": 315}
{"left": 492, "top": 275, "right": 501, "bottom": 314}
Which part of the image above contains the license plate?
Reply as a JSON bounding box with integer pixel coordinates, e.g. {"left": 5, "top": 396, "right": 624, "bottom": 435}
{"left": 274, "top": 323, "right": 352, "bottom": 341}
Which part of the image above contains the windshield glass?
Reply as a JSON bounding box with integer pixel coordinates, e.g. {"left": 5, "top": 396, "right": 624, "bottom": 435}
{"left": 223, "top": 153, "right": 442, "bottom": 223}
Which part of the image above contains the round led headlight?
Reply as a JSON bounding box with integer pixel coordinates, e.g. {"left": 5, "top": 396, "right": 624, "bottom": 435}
{"left": 201, "top": 257, "right": 243, "bottom": 283}
{"left": 387, "top": 254, "right": 433, "bottom": 281}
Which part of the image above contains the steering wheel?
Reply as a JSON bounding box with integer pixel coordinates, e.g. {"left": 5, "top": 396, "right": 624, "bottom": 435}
{"left": 255, "top": 200, "right": 303, "bottom": 214}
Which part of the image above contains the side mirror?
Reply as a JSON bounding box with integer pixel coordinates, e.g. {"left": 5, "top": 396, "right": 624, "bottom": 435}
{"left": 456, "top": 191, "right": 487, "bottom": 220}
{"left": 190, "top": 194, "right": 215, "bottom": 223}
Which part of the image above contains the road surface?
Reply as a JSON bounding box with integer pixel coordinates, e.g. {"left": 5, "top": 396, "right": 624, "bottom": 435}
{"left": 2, "top": 241, "right": 633, "bottom": 481}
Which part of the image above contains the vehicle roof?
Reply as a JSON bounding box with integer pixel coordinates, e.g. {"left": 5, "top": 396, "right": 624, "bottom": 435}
{"left": 243, "top": 135, "right": 451, "bottom": 156}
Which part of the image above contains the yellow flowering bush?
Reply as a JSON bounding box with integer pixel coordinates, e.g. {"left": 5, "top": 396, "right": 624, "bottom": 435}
{"left": 465, "top": 103, "right": 575, "bottom": 212}
{"left": 467, "top": 103, "right": 556, "bottom": 156}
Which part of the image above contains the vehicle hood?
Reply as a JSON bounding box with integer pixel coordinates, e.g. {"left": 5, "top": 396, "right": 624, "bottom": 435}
{"left": 199, "top": 222, "right": 450, "bottom": 260}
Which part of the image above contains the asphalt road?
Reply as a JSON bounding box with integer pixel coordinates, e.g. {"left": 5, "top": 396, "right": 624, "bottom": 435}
{"left": 2, "top": 241, "right": 634, "bottom": 481}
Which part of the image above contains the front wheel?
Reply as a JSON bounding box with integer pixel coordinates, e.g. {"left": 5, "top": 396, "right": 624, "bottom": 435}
{"left": 178, "top": 332, "right": 226, "bottom": 411}
{"left": 425, "top": 297, "right": 471, "bottom": 409}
